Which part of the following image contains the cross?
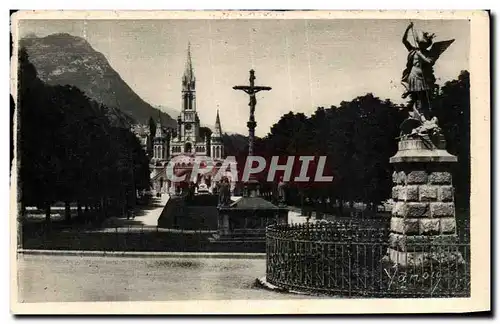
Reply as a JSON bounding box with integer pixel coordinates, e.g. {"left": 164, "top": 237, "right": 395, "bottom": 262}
{"left": 233, "top": 69, "right": 272, "bottom": 157}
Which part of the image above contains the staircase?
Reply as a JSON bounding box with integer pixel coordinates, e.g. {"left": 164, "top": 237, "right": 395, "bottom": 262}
{"left": 157, "top": 197, "right": 185, "bottom": 228}
{"left": 182, "top": 206, "right": 218, "bottom": 230}
{"left": 157, "top": 195, "right": 219, "bottom": 230}
{"left": 154, "top": 194, "right": 267, "bottom": 252}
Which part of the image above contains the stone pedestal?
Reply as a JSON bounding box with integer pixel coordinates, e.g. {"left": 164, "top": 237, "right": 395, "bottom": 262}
{"left": 386, "top": 134, "right": 464, "bottom": 267}
{"left": 218, "top": 213, "right": 230, "bottom": 235}
{"left": 244, "top": 177, "right": 260, "bottom": 198}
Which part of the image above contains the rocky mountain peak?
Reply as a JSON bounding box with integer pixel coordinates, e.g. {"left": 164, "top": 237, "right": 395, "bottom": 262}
{"left": 20, "top": 33, "right": 176, "bottom": 129}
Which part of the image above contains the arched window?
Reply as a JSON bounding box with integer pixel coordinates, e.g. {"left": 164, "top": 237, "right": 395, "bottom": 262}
{"left": 185, "top": 142, "right": 192, "bottom": 153}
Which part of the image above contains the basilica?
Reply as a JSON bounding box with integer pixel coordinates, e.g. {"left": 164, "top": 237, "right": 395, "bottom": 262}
{"left": 132, "top": 44, "right": 235, "bottom": 195}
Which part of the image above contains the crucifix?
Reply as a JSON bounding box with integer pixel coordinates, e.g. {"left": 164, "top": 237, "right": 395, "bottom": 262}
{"left": 233, "top": 69, "right": 272, "bottom": 197}
{"left": 233, "top": 69, "right": 272, "bottom": 157}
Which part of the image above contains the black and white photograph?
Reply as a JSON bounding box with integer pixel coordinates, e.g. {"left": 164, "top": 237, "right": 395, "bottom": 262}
{"left": 10, "top": 10, "right": 490, "bottom": 314}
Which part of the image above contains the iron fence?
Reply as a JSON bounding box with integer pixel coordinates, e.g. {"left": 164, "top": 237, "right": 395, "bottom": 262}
{"left": 266, "top": 220, "right": 470, "bottom": 298}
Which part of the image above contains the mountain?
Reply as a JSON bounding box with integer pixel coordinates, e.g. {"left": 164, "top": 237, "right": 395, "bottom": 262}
{"left": 156, "top": 105, "right": 180, "bottom": 120}
{"left": 224, "top": 131, "right": 245, "bottom": 136}
{"left": 20, "top": 33, "right": 176, "bottom": 128}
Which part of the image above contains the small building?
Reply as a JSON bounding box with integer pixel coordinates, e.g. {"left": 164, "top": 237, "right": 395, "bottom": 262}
{"left": 216, "top": 196, "right": 288, "bottom": 241}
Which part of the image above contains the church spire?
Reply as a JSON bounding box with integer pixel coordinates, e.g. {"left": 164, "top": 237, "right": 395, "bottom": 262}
{"left": 215, "top": 109, "right": 221, "bottom": 129}
{"left": 212, "top": 109, "right": 223, "bottom": 140}
{"left": 183, "top": 42, "right": 195, "bottom": 86}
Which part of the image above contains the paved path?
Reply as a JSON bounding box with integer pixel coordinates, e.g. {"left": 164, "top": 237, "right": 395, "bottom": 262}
{"left": 100, "top": 194, "right": 170, "bottom": 228}
{"left": 288, "top": 211, "right": 312, "bottom": 224}
{"left": 133, "top": 194, "right": 170, "bottom": 226}
{"left": 17, "top": 255, "right": 322, "bottom": 302}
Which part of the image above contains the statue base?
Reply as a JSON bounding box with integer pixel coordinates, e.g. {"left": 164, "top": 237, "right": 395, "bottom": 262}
{"left": 390, "top": 134, "right": 457, "bottom": 164}
{"left": 387, "top": 134, "right": 462, "bottom": 268}
{"left": 244, "top": 176, "right": 260, "bottom": 198}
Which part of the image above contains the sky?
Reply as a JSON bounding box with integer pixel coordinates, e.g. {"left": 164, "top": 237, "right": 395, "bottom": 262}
{"left": 19, "top": 19, "right": 469, "bottom": 136}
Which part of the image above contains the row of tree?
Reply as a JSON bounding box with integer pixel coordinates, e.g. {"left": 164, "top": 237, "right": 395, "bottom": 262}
{"left": 17, "top": 48, "right": 151, "bottom": 224}
{"left": 225, "top": 70, "right": 470, "bottom": 211}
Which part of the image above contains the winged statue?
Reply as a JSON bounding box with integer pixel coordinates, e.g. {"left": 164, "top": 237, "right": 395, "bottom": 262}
{"left": 399, "top": 22, "right": 454, "bottom": 138}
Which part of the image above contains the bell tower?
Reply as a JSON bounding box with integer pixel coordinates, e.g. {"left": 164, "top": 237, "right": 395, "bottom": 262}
{"left": 152, "top": 114, "right": 166, "bottom": 161}
{"left": 182, "top": 42, "right": 196, "bottom": 112}
{"left": 180, "top": 42, "right": 198, "bottom": 148}
{"left": 211, "top": 109, "right": 224, "bottom": 159}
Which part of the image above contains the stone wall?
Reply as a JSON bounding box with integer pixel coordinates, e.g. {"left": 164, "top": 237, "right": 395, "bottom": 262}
{"left": 387, "top": 163, "right": 462, "bottom": 266}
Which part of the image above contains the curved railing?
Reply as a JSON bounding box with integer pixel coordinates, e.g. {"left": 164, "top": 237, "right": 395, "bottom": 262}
{"left": 265, "top": 220, "right": 470, "bottom": 298}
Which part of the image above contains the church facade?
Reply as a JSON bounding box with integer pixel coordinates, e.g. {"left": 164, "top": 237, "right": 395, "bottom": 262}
{"left": 168, "top": 44, "right": 224, "bottom": 160}
{"left": 132, "top": 44, "right": 234, "bottom": 195}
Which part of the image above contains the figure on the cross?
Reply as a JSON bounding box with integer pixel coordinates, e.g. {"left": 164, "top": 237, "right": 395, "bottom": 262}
{"left": 233, "top": 69, "right": 271, "bottom": 117}
{"left": 233, "top": 69, "right": 272, "bottom": 158}
{"left": 248, "top": 93, "right": 257, "bottom": 113}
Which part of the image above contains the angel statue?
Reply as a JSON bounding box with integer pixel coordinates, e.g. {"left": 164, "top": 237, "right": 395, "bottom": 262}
{"left": 400, "top": 22, "right": 455, "bottom": 137}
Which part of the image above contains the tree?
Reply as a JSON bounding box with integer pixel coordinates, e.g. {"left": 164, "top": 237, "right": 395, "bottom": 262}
{"left": 199, "top": 126, "right": 212, "bottom": 155}
{"left": 18, "top": 47, "right": 61, "bottom": 221}
{"left": 18, "top": 47, "right": 151, "bottom": 226}
{"left": 432, "top": 70, "right": 470, "bottom": 211}
{"left": 148, "top": 116, "right": 156, "bottom": 155}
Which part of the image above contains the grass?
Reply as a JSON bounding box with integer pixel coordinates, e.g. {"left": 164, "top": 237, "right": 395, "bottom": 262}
{"left": 21, "top": 229, "right": 265, "bottom": 252}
